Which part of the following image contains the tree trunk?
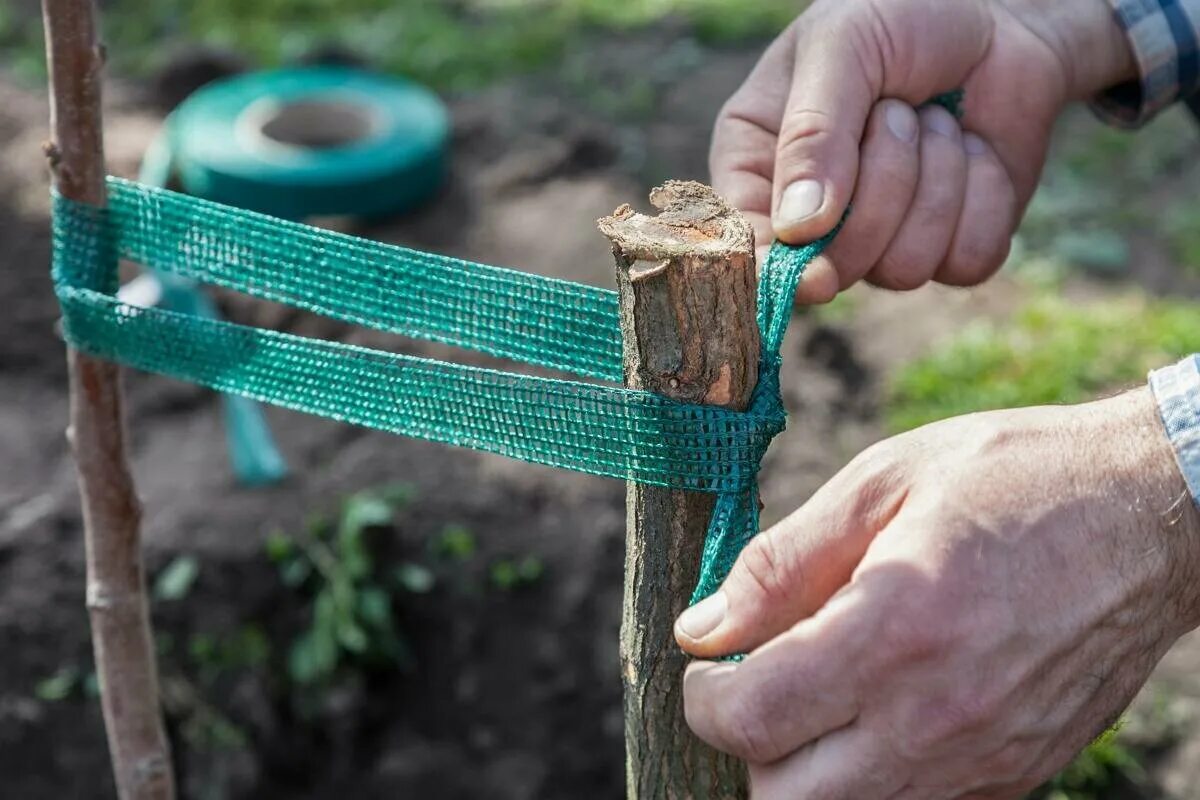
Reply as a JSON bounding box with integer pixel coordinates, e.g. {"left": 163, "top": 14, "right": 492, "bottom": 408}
{"left": 41, "top": 1, "right": 176, "bottom": 797}
{"left": 599, "top": 181, "right": 757, "bottom": 799}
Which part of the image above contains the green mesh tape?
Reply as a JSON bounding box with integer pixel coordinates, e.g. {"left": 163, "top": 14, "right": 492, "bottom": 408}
{"left": 51, "top": 177, "right": 832, "bottom": 616}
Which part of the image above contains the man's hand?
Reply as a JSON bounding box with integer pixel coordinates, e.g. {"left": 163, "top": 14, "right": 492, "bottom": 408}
{"left": 675, "top": 389, "right": 1200, "bottom": 798}
{"left": 713, "top": 0, "right": 1136, "bottom": 302}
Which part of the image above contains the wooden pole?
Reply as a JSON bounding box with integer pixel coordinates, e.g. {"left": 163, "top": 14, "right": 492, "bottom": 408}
{"left": 41, "top": 1, "right": 176, "bottom": 797}
{"left": 599, "top": 181, "right": 757, "bottom": 799}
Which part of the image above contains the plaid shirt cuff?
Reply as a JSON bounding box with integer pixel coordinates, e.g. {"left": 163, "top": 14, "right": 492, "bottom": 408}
{"left": 1091, "top": 0, "right": 1200, "bottom": 127}
{"left": 1149, "top": 356, "right": 1200, "bottom": 506}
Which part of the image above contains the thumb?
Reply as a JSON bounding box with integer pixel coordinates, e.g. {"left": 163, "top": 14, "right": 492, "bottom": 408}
{"left": 675, "top": 448, "right": 907, "bottom": 658}
{"left": 771, "top": 22, "right": 878, "bottom": 244}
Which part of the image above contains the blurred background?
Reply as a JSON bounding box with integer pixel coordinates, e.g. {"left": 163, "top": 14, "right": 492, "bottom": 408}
{"left": 3, "top": 2, "right": 1200, "bottom": 798}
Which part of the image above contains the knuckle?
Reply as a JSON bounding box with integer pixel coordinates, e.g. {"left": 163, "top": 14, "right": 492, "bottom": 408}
{"left": 845, "top": 436, "right": 899, "bottom": 478}
{"left": 735, "top": 532, "right": 797, "bottom": 610}
{"left": 839, "top": 443, "right": 903, "bottom": 513}
{"left": 715, "top": 685, "right": 786, "bottom": 762}
{"left": 775, "top": 108, "right": 843, "bottom": 175}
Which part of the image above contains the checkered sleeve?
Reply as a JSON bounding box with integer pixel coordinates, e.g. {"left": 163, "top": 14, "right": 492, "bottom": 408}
{"left": 1091, "top": 0, "right": 1200, "bottom": 127}
{"left": 1150, "top": 356, "right": 1200, "bottom": 507}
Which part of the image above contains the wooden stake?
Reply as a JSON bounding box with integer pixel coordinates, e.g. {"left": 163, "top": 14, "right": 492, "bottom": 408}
{"left": 42, "top": 1, "right": 176, "bottom": 797}
{"left": 599, "top": 181, "right": 757, "bottom": 799}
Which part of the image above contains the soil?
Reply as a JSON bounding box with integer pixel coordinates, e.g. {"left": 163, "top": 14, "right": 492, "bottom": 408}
{"left": 3, "top": 28, "right": 1200, "bottom": 800}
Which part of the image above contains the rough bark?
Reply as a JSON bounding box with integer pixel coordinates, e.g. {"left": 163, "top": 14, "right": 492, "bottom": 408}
{"left": 599, "top": 181, "right": 757, "bottom": 799}
{"left": 42, "top": 1, "right": 176, "bottom": 797}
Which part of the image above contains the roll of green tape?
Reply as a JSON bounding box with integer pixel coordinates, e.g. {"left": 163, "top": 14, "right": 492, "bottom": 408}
{"left": 165, "top": 67, "right": 449, "bottom": 219}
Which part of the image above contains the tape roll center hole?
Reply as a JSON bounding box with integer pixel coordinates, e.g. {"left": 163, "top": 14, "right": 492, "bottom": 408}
{"left": 259, "top": 100, "right": 374, "bottom": 149}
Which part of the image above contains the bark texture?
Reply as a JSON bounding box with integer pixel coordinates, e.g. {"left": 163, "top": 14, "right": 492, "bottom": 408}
{"left": 42, "top": 1, "right": 176, "bottom": 797}
{"left": 599, "top": 181, "right": 757, "bottom": 799}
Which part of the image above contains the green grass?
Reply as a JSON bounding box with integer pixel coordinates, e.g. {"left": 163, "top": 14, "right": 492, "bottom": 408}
{"left": 2, "top": 0, "right": 795, "bottom": 89}
{"left": 1165, "top": 204, "right": 1200, "bottom": 274}
{"left": 887, "top": 292, "right": 1200, "bottom": 432}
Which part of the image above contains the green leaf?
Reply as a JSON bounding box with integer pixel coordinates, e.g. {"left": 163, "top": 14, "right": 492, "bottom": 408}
{"left": 394, "top": 562, "right": 435, "bottom": 593}
{"left": 314, "top": 589, "right": 340, "bottom": 631}
{"left": 230, "top": 625, "right": 271, "bottom": 668}
{"left": 517, "top": 556, "right": 544, "bottom": 582}
{"left": 433, "top": 524, "right": 476, "bottom": 560}
{"left": 490, "top": 556, "right": 543, "bottom": 590}
{"left": 491, "top": 560, "right": 519, "bottom": 590}
{"left": 35, "top": 667, "right": 80, "bottom": 702}
{"left": 280, "top": 558, "right": 312, "bottom": 588}
{"left": 154, "top": 555, "right": 200, "bottom": 601}
{"left": 336, "top": 620, "right": 370, "bottom": 654}
{"left": 341, "top": 493, "right": 394, "bottom": 535}
{"left": 264, "top": 530, "right": 294, "bottom": 562}
{"left": 339, "top": 536, "right": 372, "bottom": 581}
{"left": 357, "top": 586, "right": 395, "bottom": 628}
{"left": 305, "top": 513, "right": 331, "bottom": 540}
{"left": 288, "top": 629, "right": 339, "bottom": 685}
{"left": 378, "top": 483, "right": 416, "bottom": 508}
{"left": 189, "top": 633, "right": 216, "bottom": 662}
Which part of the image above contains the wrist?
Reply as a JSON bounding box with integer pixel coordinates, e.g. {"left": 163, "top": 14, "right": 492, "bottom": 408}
{"left": 1003, "top": 0, "right": 1138, "bottom": 99}
{"left": 1111, "top": 387, "right": 1200, "bottom": 633}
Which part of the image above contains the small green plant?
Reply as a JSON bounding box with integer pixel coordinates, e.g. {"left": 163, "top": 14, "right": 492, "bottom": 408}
{"left": 153, "top": 554, "right": 201, "bottom": 602}
{"left": 266, "top": 485, "right": 416, "bottom": 687}
{"left": 887, "top": 292, "right": 1200, "bottom": 432}
{"left": 33, "top": 665, "right": 99, "bottom": 702}
{"left": 393, "top": 562, "right": 436, "bottom": 594}
{"left": 187, "top": 625, "right": 271, "bottom": 686}
{"left": 489, "top": 555, "right": 544, "bottom": 591}
{"left": 34, "top": 666, "right": 81, "bottom": 702}
{"left": 431, "top": 523, "right": 477, "bottom": 561}
{"left": 159, "top": 674, "right": 249, "bottom": 753}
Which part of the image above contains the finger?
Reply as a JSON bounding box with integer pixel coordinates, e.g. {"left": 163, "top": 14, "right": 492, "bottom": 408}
{"left": 811, "top": 99, "right": 921, "bottom": 297}
{"left": 750, "top": 726, "right": 903, "bottom": 800}
{"left": 711, "top": 117, "right": 776, "bottom": 262}
{"left": 683, "top": 587, "right": 873, "bottom": 763}
{"left": 711, "top": 25, "right": 798, "bottom": 254}
{"left": 771, "top": 17, "right": 879, "bottom": 244}
{"left": 792, "top": 256, "right": 842, "bottom": 305}
{"left": 868, "top": 106, "right": 968, "bottom": 291}
{"left": 934, "top": 133, "right": 1017, "bottom": 286}
{"left": 675, "top": 443, "right": 906, "bottom": 657}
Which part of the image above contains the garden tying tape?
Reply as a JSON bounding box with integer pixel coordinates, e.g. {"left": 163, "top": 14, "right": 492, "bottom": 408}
{"left": 154, "top": 67, "right": 449, "bottom": 219}
{"left": 130, "top": 67, "right": 450, "bottom": 485}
